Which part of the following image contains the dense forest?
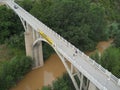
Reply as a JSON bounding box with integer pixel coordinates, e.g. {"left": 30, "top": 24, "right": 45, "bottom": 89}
{"left": 0, "top": 0, "right": 120, "bottom": 90}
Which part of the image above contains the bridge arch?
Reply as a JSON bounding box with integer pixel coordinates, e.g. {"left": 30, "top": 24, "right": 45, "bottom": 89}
{"left": 32, "top": 37, "right": 81, "bottom": 90}
{"left": 32, "top": 38, "right": 56, "bottom": 68}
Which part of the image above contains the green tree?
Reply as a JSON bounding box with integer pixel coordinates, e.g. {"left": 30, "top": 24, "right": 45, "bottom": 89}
{"left": 0, "top": 56, "right": 33, "bottom": 90}
{"left": 0, "top": 62, "right": 15, "bottom": 90}
{"left": 43, "top": 42, "right": 54, "bottom": 60}
{"left": 107, "top": 22, "right": 120, "bottom": 38}
{"left": 113, "top": 23, "right": 120, "bottom": 48}
{"left": 42, "top": 86, "right": 51, "bottom": 90}
{"left": 101, "top": 47, "right": 120, "bottom": 77}
{"left": 95, "top": 0, "right": 120, "bottom": 22}
{"left": 42, "top": 73, "right": 75, "bottom": 90}
{"left": 31, "top": 0, "right": 108, "bottom": 51}
{"left": 0, "top": 6, "right": 23, "bottom": 44}
{"left": 114, "top": 33, "right": 120, "bottom": 48}
{"left": 5, "top": 32, "right": 25, "bottom": 49}
{"left": 88, "top": 3, "right": 108, "bottom": 41}
{"left": 16, "top": 0, "right": 34, "bottom": 12}
{"left": 91, "top": 47, "right": 120, "bottom": 78}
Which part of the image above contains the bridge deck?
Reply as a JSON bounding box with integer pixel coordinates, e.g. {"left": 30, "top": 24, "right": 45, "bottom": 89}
{"left": 3, "top": 1, "right": 120, "bottom": 90}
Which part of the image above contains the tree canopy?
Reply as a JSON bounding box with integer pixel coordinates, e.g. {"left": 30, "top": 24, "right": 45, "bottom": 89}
{"left": 30, "top": 0, "right": 108, "bottom": 51}
{"left": 0, "top": 0, "right": 119, "bottom": 51}
{"left": 91, "top": 47, "right": 120, "bottom": 78}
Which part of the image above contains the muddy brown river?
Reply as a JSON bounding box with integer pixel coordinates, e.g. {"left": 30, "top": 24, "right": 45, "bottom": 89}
{"left": 10, "top": 54, "right": 66, "bottom": 90}
{"left": 10, "top": 39, "right": 113, "bottom": 90}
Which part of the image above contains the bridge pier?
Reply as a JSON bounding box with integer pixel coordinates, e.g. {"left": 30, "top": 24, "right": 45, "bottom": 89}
{"left": 24, "top": 24, "right": 43, "bottom": 68}
{"left": 33, "top": 39, "right": 44, "bottom": 68}
{"left": 88, "top": 81, "right": 98, "bottom": 90}
{"left": 24, "top": 30, "right": 33, "bottom": 57}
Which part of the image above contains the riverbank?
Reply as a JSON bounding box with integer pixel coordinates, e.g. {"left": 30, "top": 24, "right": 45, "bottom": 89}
{"left": 10, "top": 54, "right": 66, "bottom": 90}
{"left": 85, "top": 39, "right": 113, "bottom": 55}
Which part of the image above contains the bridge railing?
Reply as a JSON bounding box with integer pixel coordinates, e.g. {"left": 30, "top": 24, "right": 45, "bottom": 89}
{"left": 40, "top": 21, "right": 120, "bottom": 87}
{"left": 34, "top": 9, "right": 120, "bottom": 87}
{"left": 5, "top": 1, "right": 119, "bottom": 87}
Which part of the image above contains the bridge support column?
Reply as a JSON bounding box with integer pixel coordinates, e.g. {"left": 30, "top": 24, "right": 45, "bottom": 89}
{"left": 33, "top": 31, "right": 44, "bottom": 68}
{"left": 88, "top": 81, "right": 98, "bottom": 90}
{"left": 24, "top": 29, "right": 33, "bottom": 57}
{"left": 81, "top": 77, "right": 89, "bottom": 90}
{"left": 33, "top": 42, "right": 43, "bottom": 68}
{"left": 80, "top": 74, "right": 83, "bottom": 90}
{"left": 24, "top": 24, "right": 43, "bottom": 68}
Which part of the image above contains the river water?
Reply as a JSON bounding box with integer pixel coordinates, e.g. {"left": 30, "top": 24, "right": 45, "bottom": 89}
{"left": 10, "top": 54, "right": 66, "bottom": 90}
{"left": 10, "top": 39, "right": 113, "bottom": 90}
{"left": 86, "top": 39, "right": 113, "bottom": 55}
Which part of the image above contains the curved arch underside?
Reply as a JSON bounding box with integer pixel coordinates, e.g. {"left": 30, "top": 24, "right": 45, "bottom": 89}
{"left": 32, "top": 37, "right": 81, "bottom": 90}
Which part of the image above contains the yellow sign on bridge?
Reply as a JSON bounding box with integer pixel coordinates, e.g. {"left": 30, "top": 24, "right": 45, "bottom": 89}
{"left": 39, "top": 30, "right": 54, "bottom": 45}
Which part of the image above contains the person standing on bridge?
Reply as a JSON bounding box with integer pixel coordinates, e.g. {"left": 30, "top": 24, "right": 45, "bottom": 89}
{"left": 73, "top": 49, "right": 78, "bottom": 59}
{"left": 75, "top": 49, "right": 78, "bottom": 55}
{"left": 74, "top": 49, "right": 78, "bottom": 56}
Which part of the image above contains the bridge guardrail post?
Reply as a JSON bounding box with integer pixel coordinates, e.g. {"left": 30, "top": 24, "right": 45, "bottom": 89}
{"left": 92, "top": 60, "right": 95, "bottom": 65}
{"left": 118, "top": 79, "right": 120, "bottom": 86}
{"left": 105, "top": 70, "right": 111, "bottom": 80}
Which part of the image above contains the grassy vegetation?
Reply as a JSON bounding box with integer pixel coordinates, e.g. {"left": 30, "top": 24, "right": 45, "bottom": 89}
{"left": 0, "top": 56, "right": 33, "bottom": 90}
{"left": 0, "top": 43, "right": 32, "bottom": 90}
{"left": 0, "top": 44, "right": 25, "bottom": 62}
{"left": 0, "top": 45, "right": 11, "bottom": 61}
{"left": 41, "top": 73, "right": 76, "bottom": 90}
{"left": 91, "top": 47, "right": 120, "bottom": 78}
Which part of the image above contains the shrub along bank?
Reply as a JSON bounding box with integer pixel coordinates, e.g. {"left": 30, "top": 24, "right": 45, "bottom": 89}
{"left": 42, "top": 73, "right": 76, "bottom": 90}
{"left": 91, "top": 47, "right": 120, "bottom": 78}
{"left": 0, "top": 56, "right": 33, "bottom": 90}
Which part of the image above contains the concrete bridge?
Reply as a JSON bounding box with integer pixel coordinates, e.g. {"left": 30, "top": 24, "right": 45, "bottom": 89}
{"left": 0, "top": 0, "right": 120, "bottom": 90}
